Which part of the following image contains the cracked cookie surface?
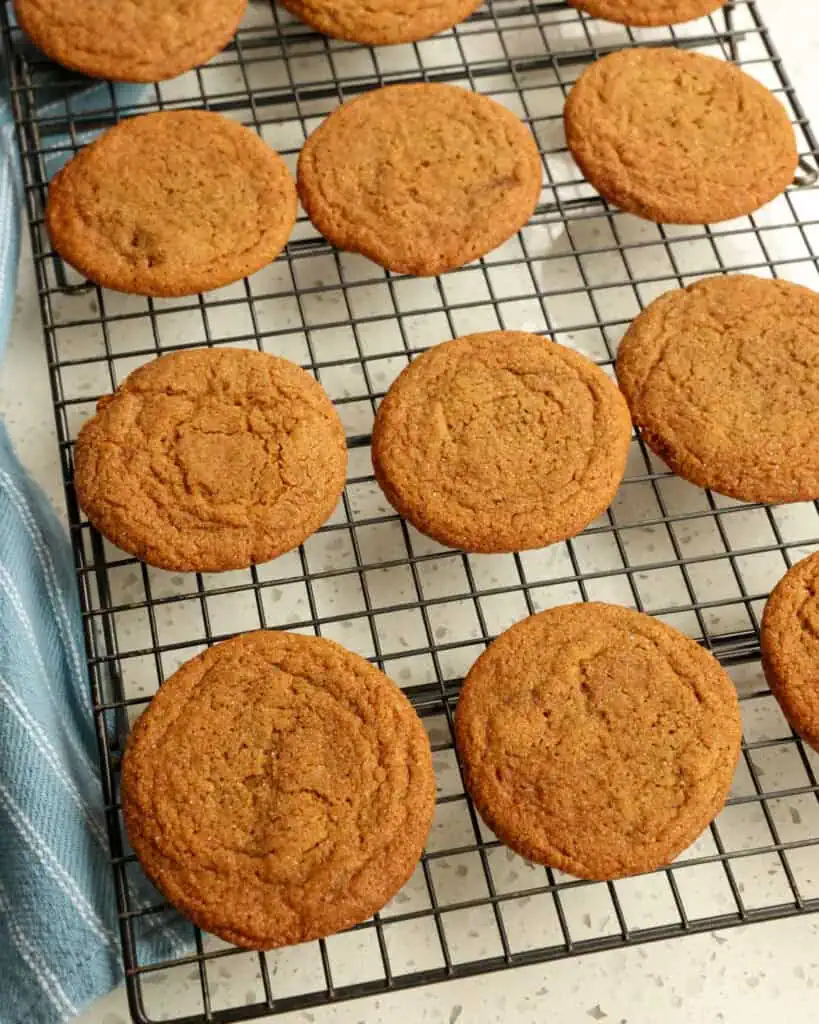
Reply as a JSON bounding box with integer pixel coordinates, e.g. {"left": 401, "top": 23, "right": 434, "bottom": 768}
{"left": 616, "top": 275, "right": 819, "bottom": 503}
{"left": 762, "top": 552, "right": 819, "bottom": 752}
{"left": 371, "top": 331, "right": 632, "bottom": 552}
{"left": 279, "top": 0, "right": 482, "bottom": 44}
{"left": 455, "top": 602, "right": 741, "bottom": 879}
{"left": 569, "top": 0, "right": 724, "bottom": 26}
{"left": 564, "top": 47, "right": 797, "bottom": 223}
{"left": 121, "top": 630, "right": 436, "bottom": 949}
{"left": 15, "top": 0, "right": 246, "bottom": 82}
{"left": 297, "top": 83, "right": 542, "bottom": 276}
{"left": 74, "top": 347, "right": 347, "bottom": 572}
{"left": 47, "top": 110, "right": 297, "bottom": 297}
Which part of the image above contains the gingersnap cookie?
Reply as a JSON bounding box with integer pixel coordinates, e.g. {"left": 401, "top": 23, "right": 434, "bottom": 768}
{"left": 564, "top": 48, "right": 797, "bottom": 224}
{"left": 456, "top": 602, "right": 742, "bottom": 880}
{"left": 74, "top": 348, "right": 347, "bottom": 573}
{"left": 279, "top": 0, "right": 482, "bottom": 45}
{"left": 297, "top": 83, "right": 542, "bottom": 276}
{"left": 47, "top": 110, "right": 297, "bottom": 297}
{"left": 371, "top": 331, "right": 632, "bottom": 552}
{"left": 762, "top": 552, "right": 819, "bottom": 752}
{"left": 569, "top": 0, "right": 724, "bottom": 26}
{"left": 616, "top": 275, "right": 819, "bottom": 504}
{"left": 121, "top": 631, "right": 436, "bottom": 949}
{"left": 14, "top": 0, "right": 246, "bottom": 82}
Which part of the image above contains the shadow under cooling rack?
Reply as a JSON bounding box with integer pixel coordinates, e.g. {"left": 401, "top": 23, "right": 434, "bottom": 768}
{"left": 3, "top": 1, "right": 819, "bottom": 1022}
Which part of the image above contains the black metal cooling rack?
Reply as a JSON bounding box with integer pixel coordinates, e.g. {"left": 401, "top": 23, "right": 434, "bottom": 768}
{"left": 4, "top": 1, "right": 819, "bottom": 1021}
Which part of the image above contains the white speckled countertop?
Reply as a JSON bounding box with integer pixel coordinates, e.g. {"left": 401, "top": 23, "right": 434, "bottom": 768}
{"left": 3, "top": 3, "right": 819, "bottom": 1022}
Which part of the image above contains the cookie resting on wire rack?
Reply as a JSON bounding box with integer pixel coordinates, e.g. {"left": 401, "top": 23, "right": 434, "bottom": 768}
{"left": 14, "top": 0, "right": 247, "bottom": 82}
{"left": 278, "top": 0, "right": 483, "bottom": 45}
{"left": 762, "top": 551, "right": 819, "bottom": 753}
{"left": 121, "top": 631, "right": 436, "bottom": 949}
{"left": 564, "top": 47, "right": 797, "bottom": 224}
{"left": 297, "top": 83, "right": 542, "bottom": 276}
{"left": 371, "top": 331, "right": 632, "bottom": 552}
{"left": 47, "top": 110, "right": 297, "bottom": 297}
{"left": 569, "top": 0, "right": 725, "bottom": 26}
{"left": 455, "top": 602, "right": 742, "bottom": 880}
{"left": 616, "top": 275, "right": 819, "bottom": 504}
{"left": 73, "top": 348, "right": 347, "bottom": 573}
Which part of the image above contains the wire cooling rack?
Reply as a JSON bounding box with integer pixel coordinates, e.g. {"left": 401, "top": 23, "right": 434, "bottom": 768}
{"left": 4, "top": 1, "right": 819, "bottom": 1021}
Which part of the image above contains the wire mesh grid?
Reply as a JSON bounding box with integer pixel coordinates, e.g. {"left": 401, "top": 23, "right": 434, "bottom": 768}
{"left": 4, "top": 0, "right": 819, "bottom": 1021}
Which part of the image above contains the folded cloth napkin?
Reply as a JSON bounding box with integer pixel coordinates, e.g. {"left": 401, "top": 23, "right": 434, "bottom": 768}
{"left": 0, "top": 55, "right": 188, "bottom": 1024}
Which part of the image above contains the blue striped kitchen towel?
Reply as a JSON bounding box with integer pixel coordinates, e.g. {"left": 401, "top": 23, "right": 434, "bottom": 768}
{"left": 0, "top": 59, "right": 189, "bottom": 1024}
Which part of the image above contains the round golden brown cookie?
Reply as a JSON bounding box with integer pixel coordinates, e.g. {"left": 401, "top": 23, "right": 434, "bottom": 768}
{"left": 14, "top": 0, "right": 246, "bottom": 82}
{"left": 564, "top": 47, "right": 797, "bottom": 224}
{"left": 456, "top": 602, "right": 742, "bottom": 880}
{"left": 279, "top": 0, "right": 482, "bottom": 44}
{"left": 74, "top": 348, "right": 347, "bottom": 573}
{"left": 762, "top": 552, "right": 819, "bottom": 752}
{"left": 297, "top": 83, "right": 542, "bottom": 276}
{"left": 569, "top": 0, "right": 724, "bottom": 26}
{"left": 47, "top": 110, "right": 297, "bottom": 297}
{"left": 121, "top": 631, "right": 436, "bottom": 949}
{"left": 616, "top": 275, "right": 819, "bottom": 504}
{"left": 371, "top": 331, "right": 632, "bottom": 552}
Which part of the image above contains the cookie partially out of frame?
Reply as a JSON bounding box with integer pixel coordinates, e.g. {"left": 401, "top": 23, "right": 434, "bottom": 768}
{"left": 47, "top": 110, "right": 297, "bottom": 297}
{"left": 564, "top": 47, "right": 797, "bottom": 224}
{"left": 121, "top": 631, "right": 436, "bottom": 949}
{"left": 74, "top": 348, "right": 347, "bottom": 573}
{"left": 456, "top": 602, "right": 742, "bottom": 880}
{"left": 298, "top": 83, "right": 542, "bottom": 276}
{"left": 279, "top": 0, "right": 483, "bottom": 45}
{"left": 762, "top": 552, "right": 819, "bottom": 752}
{"left": 616, "top": 275, "right": 819, "bottom": 504}
{"left": 372, "top": 331, "right": 632, "bottom": 552}
{"left": 569, "top": 0, "right": 724, "bottom": 26}
{"left": 14, "top": 0, "right": 246, "bottom": 82}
